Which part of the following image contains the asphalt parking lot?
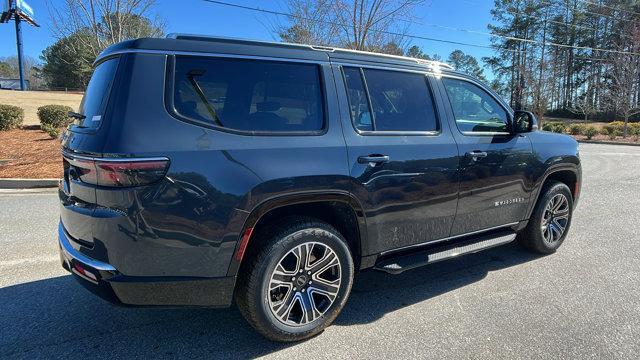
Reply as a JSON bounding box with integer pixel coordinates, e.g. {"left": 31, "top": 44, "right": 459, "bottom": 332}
{"left": 1, "top": 142, "right": 639, "bottom": 359}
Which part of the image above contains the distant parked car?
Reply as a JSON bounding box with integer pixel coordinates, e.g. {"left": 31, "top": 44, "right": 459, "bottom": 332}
{"left": 58, "top": 34, "right": 581, "bottom": 342}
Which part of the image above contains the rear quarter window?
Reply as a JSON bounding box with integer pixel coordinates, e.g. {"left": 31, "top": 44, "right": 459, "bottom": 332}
{"left": 76, "top": 57, "right": 120, "bottom": 130}
{"left": 170, "top": 56, "right": 325, "bottom": 134}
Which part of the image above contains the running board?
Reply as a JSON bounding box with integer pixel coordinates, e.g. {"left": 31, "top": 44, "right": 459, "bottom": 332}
{"left": 374, "top": 230, "right": 517, "bottom": 274}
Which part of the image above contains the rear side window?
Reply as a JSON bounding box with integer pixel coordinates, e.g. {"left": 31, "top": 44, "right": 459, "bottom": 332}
{"left": 77, "top": 57, "right": 119, "bottom": 129}
{"left": 343, "top": 67, "right": 438, "bottom": 133}
{"left": 171, "top": 56, "right": 325, "bottom": 133}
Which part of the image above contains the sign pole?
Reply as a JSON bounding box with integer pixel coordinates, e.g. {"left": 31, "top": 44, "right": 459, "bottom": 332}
{"left": 3, "top": 0, "right": 39, "bottom": 91}
{"left": 14, "top": 13, "right": 26, "bottom": 91}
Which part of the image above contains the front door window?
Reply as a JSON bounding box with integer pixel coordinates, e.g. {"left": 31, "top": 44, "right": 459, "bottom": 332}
{"left": 443, "top": 78, "right": 509, "bottom": 134}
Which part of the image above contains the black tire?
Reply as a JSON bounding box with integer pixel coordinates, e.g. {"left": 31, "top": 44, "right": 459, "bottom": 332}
{"left": 518, "top": 181, "right": 574, "bottom": 254}
{"left": 236, "top": 217, "right": 355, "bottom": 342}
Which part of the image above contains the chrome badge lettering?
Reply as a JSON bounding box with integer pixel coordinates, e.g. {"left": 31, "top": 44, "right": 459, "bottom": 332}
{"left": 494, "top": 198, "right": 525, "bottom": 207}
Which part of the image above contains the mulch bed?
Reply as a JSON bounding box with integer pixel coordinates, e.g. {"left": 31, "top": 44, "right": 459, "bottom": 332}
{"left": 572, "top": 134, "right": 640, "bottom": 144}
{"left": 0, "top": 127, "right": 63, "bottom": 179}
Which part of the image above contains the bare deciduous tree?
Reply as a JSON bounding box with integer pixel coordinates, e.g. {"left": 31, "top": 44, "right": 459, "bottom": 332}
{"left": 277, "top": 0, "right": 340, "bottom": 46}
{"left": 335, "top": 0, "right": 421, "bottom": 50}
{"left": 0, "top": 56, "right": 45, "bottom": 89}
{"left": 48, "top": 0, "right": 164, "bottom": 59}
{"left": 571, "top": 80, "right": 600, "bottom": 123}
{"left": 277, "top": 0, "right": 423, "bottom": 53}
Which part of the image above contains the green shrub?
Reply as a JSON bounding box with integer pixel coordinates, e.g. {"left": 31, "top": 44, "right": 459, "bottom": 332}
{"left": 609, "top": 128, "right": 622, "bottom": 140}
{"left": 37, "top": 104, "right": 73, "bottom": 128}
{"left": 628, "top": 122, "right": 640, "bottom": 136}
{"left": 0, "top": 104, "right": 24, "bottom": 130}
{"left": 609, "top": 121, "right": 625, "bottom": 128}
{"left": 41, "top": 124, "right": 61, "bottom": 139}
{"left": 609, "top": 121, "right": 633, "bottom": 136}
{"left": 584, "top": 126, "right": 598, "bottom": 140}
{"left": 552, "top": 123, "right": 566, "bottom": 133}
{"left": 601, "top": 125, "right": 613, "bottom": 135}
{"left": 568, "top": 124, "right": 585, "bottom": 135}
{"left": 542, "top": 122, "right": 566, "bottom": 133}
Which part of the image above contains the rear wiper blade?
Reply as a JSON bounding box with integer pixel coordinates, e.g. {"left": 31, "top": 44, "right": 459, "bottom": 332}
{"left": 68, "top": 111, "right": 86, "bottom": 120}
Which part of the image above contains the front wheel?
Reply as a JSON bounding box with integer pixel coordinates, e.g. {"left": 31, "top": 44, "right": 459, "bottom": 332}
{"left": 236, "top": 217, "right": 354, "bottom": 342}
{"left": 518, "top": 181, "right": 574, "bottom": 254}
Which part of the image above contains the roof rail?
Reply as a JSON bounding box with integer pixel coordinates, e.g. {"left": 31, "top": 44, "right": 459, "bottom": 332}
{"left": 166, "top": 33, "right": 315, "bottom": 50}
{"left": 329, "top": 46, "right": 454, "bottom": 70}
{"left": 166, "top": 33, "right": 455, "bottom": 71}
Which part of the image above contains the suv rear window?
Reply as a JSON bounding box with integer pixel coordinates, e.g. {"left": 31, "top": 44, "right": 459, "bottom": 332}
{"left": 171, "top": 56, "right": 325, "bottom": 133}
{"left": 76, "top": 57, "right": 119, "bottom": 129}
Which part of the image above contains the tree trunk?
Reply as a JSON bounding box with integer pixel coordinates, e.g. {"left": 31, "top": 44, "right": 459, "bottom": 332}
{"left": 624, "top": 115, "right": 629, "bottom": 138}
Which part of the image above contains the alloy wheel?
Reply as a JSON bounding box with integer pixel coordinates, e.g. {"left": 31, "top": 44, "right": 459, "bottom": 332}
{"left": 540, "top": 193, "right": 570, "bottom": 244}
{"left": 268, "top": 242, "right": 341, "bottom": 327}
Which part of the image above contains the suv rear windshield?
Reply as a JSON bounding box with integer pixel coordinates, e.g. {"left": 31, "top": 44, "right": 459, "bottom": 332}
{"left": 171, "top": 56, "right": 325, "bottom": 133}
{"left": 76, "top": 57, "right": 119, "bottom": 130}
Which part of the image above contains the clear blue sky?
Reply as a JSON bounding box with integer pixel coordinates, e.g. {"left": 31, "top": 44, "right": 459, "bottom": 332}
{"left": 0, "top": 0, "right": 497, "bottom": 66}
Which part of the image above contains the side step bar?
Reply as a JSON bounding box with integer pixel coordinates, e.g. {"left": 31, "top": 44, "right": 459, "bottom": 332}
{"left": 374, "top": 230, "right": 517, "bottom": 274}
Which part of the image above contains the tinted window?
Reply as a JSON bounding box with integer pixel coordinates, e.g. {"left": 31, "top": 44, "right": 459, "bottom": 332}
{"left": 77, "top": 57, "right": 119, "bottom": 129}
{"left": 343, "top": 67, "right": 373, "bottom": 131}
{"left": 173, "top": 56, "right": 324, "bottom": 132}
{"left": 363, "top": 69, "right": 438, "bottom": 132}
{"left": 443, "top": 78, "right": 509, "bottom": 133}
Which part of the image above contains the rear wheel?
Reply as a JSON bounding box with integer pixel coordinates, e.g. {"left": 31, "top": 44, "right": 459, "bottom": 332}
{"left": 236, "top": 217, "right": 354, "bottom": 342}
{"left": 518, "top": 181, "right": 573, "bottom": 254}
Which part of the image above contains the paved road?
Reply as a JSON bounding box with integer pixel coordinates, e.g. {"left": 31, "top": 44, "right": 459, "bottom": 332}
{"left": 1, "top": 143, "right": 639, "bottom": 359}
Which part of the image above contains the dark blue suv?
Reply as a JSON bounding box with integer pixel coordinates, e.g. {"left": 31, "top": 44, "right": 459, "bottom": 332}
{"left": 58, "top": 34, "right": 581, "bottom": 342}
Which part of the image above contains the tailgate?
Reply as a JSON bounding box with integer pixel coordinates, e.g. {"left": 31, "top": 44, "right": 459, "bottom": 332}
{"left": 58, "top": 56, "right": 121, "bottom": 246}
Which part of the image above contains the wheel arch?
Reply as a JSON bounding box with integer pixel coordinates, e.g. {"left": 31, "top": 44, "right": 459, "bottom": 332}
{"left": 226, "top": 191, "right": 367, "bottom": 277}
{"left": 525, "top": 164, "right": 581, "bottom": 220}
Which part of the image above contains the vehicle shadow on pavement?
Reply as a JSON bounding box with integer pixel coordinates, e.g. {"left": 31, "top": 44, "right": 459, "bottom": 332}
{"left": 336, "top": 242, "right": 539, "bottom": 326}
{"left": 0, "top": 243, "right": 539, "bottom": 358}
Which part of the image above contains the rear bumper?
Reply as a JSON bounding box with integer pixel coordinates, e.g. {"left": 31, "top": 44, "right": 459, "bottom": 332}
{"left": 58, "top": 222, "right": 235, "bottom": 307}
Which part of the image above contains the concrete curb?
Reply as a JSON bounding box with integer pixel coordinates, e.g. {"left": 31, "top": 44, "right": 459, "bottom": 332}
{"left": 0, "top": 178, "right": 60, "bottom": 189}
{"left": 577, "top": 139, "right": 640, "bottom": 147}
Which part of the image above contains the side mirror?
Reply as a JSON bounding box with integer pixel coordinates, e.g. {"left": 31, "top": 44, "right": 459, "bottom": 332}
{"left": 513, "top": 110, "right": 538, "bottom": 133}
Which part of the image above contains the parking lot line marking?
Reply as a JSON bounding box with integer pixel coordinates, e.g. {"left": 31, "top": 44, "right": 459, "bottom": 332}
{"left": 0, "top": 255, "right": 60, "bottom": 268}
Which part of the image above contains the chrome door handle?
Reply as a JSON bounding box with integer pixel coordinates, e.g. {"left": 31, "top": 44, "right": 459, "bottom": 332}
{"left": 466, "top": 151, "right": 488, "bottom": 160}
{"left": 358, "top": 155, "right": 390, "bottom": 164}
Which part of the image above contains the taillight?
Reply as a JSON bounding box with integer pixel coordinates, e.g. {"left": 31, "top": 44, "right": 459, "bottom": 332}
{"left": 74, "top": 158, "right": 99, "bottom": 184}
{"left": 65, "top": 156, "right": 169, "bottom": 187}
{"left": 95, "top": 160, "right": 169, "bottom": 187}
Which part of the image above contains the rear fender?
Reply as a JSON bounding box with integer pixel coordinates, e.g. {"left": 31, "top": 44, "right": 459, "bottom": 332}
{"left": 225, "top": 191, "right": 366, "bottom": 277}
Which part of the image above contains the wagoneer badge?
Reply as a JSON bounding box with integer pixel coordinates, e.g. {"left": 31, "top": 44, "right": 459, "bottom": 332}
{"left": 495, "top": 198, "right": 525, "bottom": 207}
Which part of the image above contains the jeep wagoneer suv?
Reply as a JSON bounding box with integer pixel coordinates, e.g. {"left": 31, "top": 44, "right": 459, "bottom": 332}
{"left": 58, "top": 34, "right": 581, "bottom": 342}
